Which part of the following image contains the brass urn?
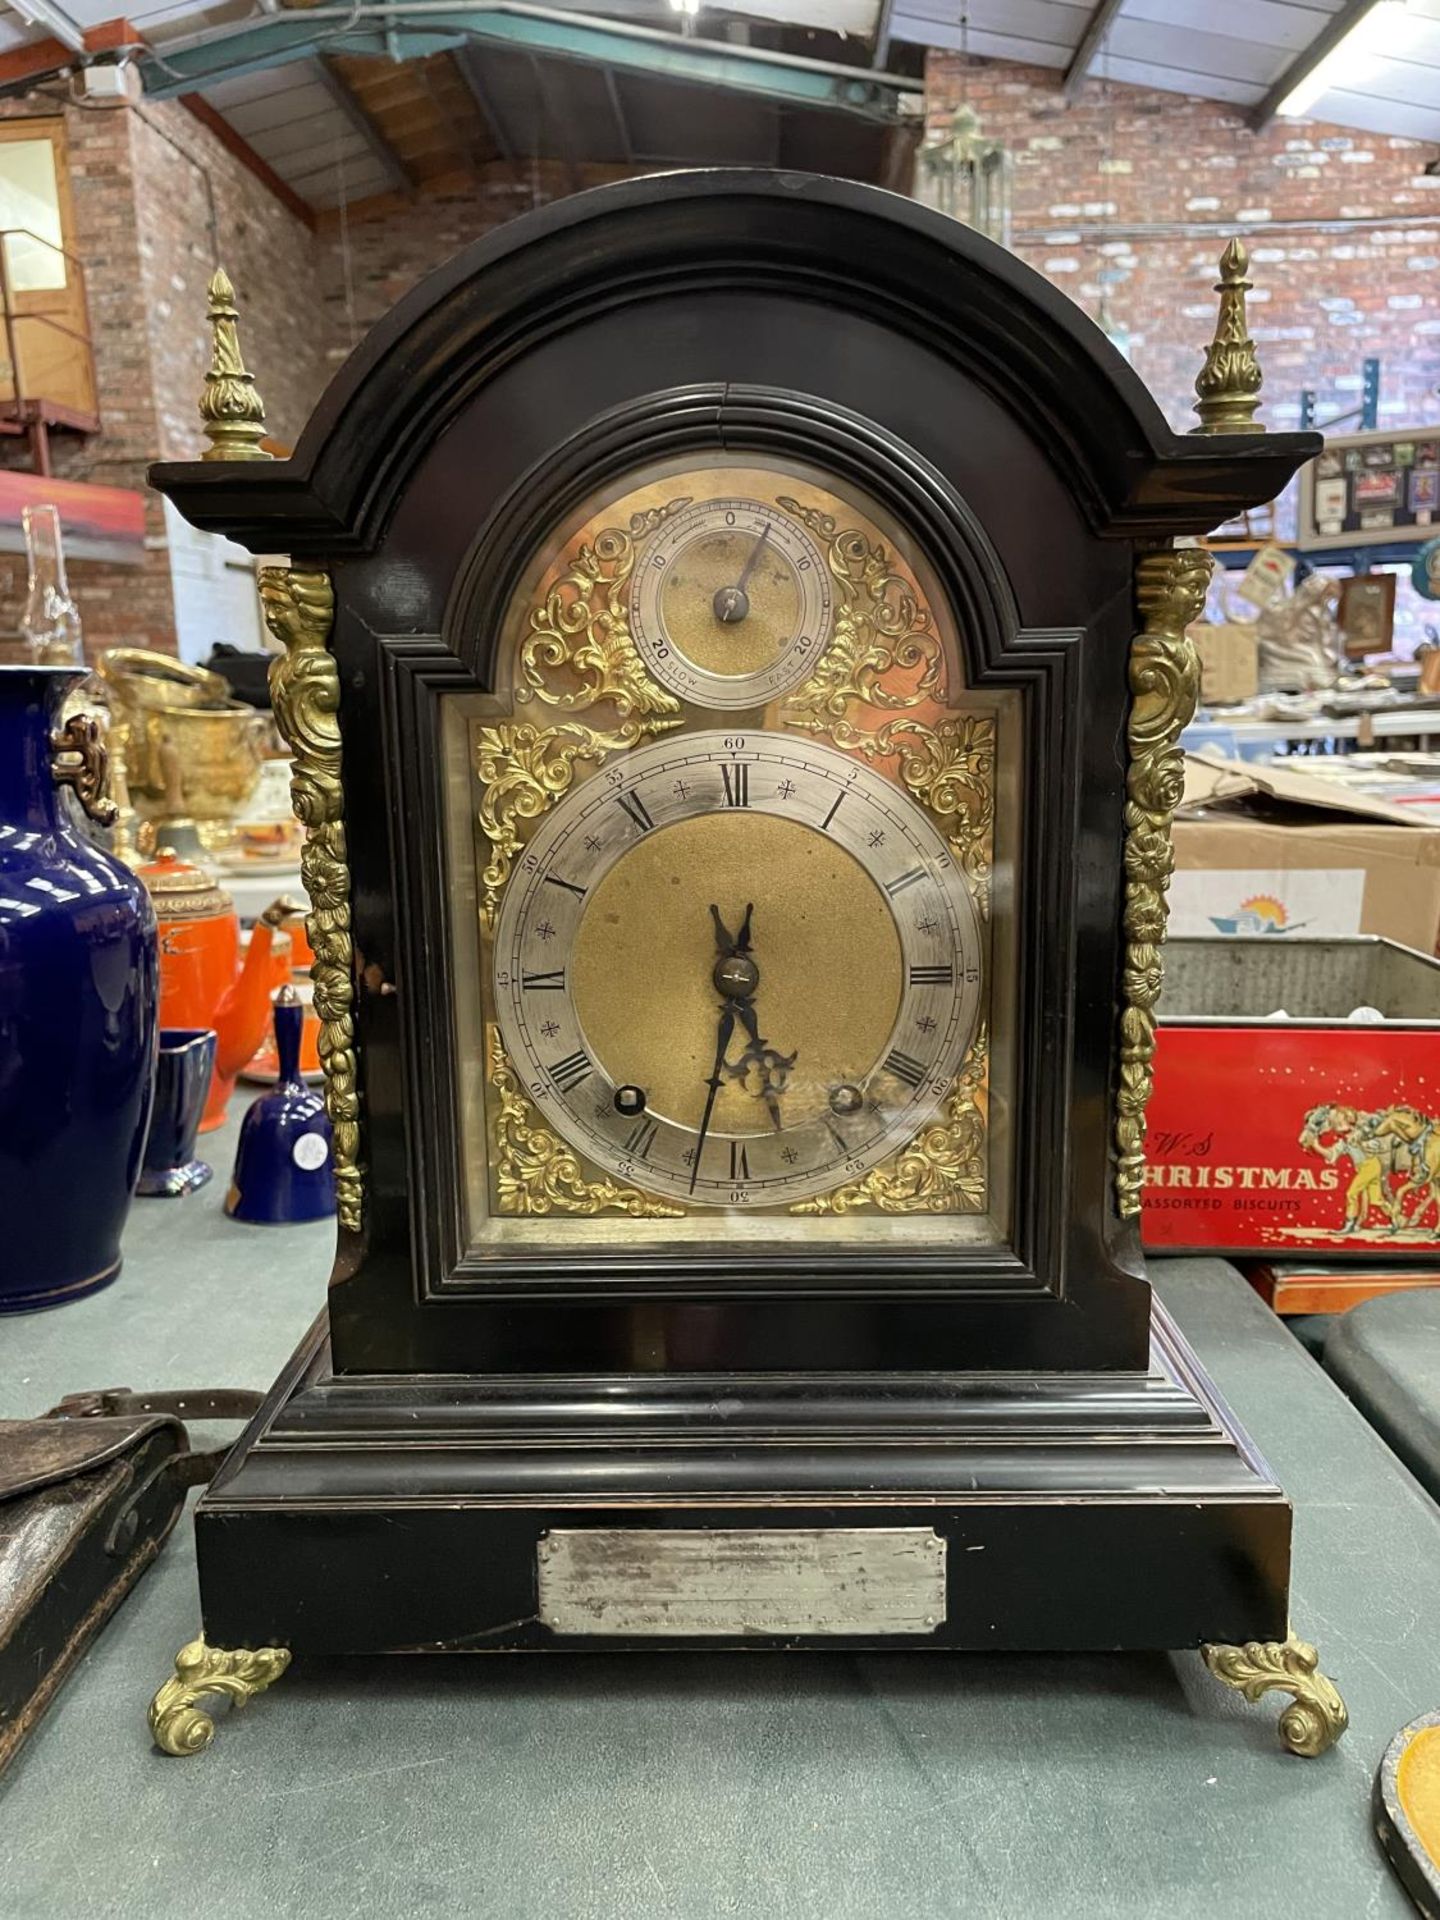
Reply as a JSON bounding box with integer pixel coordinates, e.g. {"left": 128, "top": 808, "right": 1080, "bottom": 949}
{"left": 97, "top": 647, "right": 265, "bottom": 854}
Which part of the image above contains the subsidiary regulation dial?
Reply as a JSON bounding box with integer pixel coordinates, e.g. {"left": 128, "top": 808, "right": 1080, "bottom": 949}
{"left": 629, "top": 498, "right": 833, "bottom": 709}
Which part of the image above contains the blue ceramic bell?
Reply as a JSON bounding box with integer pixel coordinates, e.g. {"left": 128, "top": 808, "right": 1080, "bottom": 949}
{"left": 225, "top": 986, "right": 335, "bottom": 1224}
{"left": 137, "top": 1028, "right": 217, "bottom": 1196}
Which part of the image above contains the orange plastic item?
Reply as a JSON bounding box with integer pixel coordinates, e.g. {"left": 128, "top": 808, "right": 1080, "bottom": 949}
{"left": 138, "top": 848, "right": 304, "bottom": 1132}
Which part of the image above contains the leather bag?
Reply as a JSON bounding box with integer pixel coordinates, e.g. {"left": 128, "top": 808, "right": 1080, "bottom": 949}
{"left": 0, "top": 1389, "right": 261, "bottom": 1774}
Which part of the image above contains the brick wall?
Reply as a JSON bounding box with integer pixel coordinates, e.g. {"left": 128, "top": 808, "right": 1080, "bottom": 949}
{"left": 313, "top": 159, "right": 639, "bottom": 379}
{"left": 926, "top": 55, "right": 1440, "bottom": 438}
{"left": 130, "top": 106, "right": 328, "bottom": 463}
{"left": 0, "top": 97, "right": 327, "bottom": 658}
{"left": 314, "top": 77, "right": 1439, "bottom": 453}
{"left": 0, "top": 99, "right": 163, "bottom": 653}
{"left": 4, "top": 63, "right": 1438, "bottom": 656}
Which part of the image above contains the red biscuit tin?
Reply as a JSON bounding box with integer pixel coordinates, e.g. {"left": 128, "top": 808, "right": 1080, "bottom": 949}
{"left": 1142, "top": 937, "right": 1440, "bottom": 1259}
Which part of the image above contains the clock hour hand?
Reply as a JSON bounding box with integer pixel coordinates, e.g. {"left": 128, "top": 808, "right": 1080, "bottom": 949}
{"left": 710, "top": 900, "right": 753, "bottom": 957}
{"left": 695, "top": 901, "right": 795, "bottom": 1181}
{"left": 709, "top": 901, "right": 795, "bottom": 1131}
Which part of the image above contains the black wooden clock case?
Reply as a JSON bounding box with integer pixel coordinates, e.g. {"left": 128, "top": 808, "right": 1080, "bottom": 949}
{"left": 154, "top": 172, "right": 1316, "bottom": 1659}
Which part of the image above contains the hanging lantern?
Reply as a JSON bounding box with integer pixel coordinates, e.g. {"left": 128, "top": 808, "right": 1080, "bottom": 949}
{"left": 919, "top": 105, "right": 1012, "bottom": 248}
{"left": 1095, "top": 286, "right": 1133, "bottom": 364}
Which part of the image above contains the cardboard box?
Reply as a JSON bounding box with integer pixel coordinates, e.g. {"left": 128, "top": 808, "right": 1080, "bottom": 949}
{"left": 1193, "top": 624, "right": 1259, "bottom": 705}
{"left": 1171, "top": 755, "right": 1440, "bottom": 953}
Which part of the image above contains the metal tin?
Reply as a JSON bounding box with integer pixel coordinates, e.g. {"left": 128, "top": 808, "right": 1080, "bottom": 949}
{"left": 1144, "top": 936, "right": 1440, "bottom": 1258}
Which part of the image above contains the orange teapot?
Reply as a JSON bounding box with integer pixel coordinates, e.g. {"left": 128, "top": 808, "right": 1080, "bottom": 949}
{"left": 139, "top": 848, "right": 304, "bottom": 1132}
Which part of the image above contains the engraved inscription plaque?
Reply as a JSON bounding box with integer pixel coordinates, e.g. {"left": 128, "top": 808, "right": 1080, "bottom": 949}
{"left": 537, "top": 1527, "right": 948, "bottom": 1637}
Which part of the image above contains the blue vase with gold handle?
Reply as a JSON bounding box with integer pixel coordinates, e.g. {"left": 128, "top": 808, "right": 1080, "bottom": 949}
{"left": 0, "top": 666, "right": 158, "bottom": 1310}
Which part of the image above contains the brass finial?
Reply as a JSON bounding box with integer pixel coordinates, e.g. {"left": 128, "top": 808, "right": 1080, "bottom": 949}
{"left": 198, "top": 267, "right": 271, "bottom": 462}
{"left": 1191, "top": 238, "right": 1264, "bottom": 437}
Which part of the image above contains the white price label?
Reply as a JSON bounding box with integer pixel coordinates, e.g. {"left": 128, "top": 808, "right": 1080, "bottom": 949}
{"left": 292, "top": 1132, "right": 329, "bottom": 1172}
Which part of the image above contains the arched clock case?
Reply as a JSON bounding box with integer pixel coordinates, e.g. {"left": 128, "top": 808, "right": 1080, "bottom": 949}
{"left": 147, "top": 173, "right": 1346, "bottom": 1756}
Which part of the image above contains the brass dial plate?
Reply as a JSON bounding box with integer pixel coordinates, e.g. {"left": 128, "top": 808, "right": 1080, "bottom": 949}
{"left": 453, "top": 449, "right": 1012, "bottom": 1240}
{"left": 493, "top": 730, "right": 982, "bottom": 1210}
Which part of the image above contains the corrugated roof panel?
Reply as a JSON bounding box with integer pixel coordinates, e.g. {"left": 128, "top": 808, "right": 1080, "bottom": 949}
{"left": 128, "top": 0, "right": 249, "bottom": 32}
{"left": 1340, "top": 57, "right": 1440, "bottom": 111}
{"left": 249, "top": 115, "right": 363, "bottom": 165}
{"left": 272, "top": 129, "right": 372, "bottom": 174}
{"left": 1105, "top": 18, "right": 1290, "bottom": 87}
{"left": 218, "top": 80, "right": 340, "bottom": 139}
{"left": 1314, "top": 88, "right": 1440, "bottom": 142}
{"left": 5, "top": 0, "right": 1423, "bottom": 206}
{"left": 201, "top": 67, "right": 324, "bottom": 112}
{"left": 196, "top": 55, "right": 400, "bottom": 207}
{"left": 892, "top": 13, "right": 1078, "bottom": 68}
{"left": 1096, "top": 55, "right": 1262, "bottom": 104}
{"left": 1124, "top": 0, "right": 1333, "bottom": 56}
{"left": 893, "top": 0, "right": 1440, "bottom": 141}
{"left": 930, "top": 0, "right": 1087, "bottom": 50}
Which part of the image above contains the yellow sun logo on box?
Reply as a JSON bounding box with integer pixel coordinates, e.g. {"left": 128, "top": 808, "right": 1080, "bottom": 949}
{"left": 1239, "top": 894, "right": 1289, "bottom": 929}
{"left": 1209, "top": 893, "right": 1295, "bottom": 936}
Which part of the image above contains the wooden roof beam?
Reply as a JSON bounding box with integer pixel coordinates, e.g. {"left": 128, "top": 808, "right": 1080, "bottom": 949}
{"left": 453, "top": 43, "right": 517, "bottom": 164}
{"left": 1249, "top": 0, "right": 1392, "bottom": 133}
{"left": 314, "top": 57, "right": 418, "bottom": 196}
{"left": 1062, "top": 0, "right": 1127, "bottom": 103}
{"left": 0, "top": 16, "right": 132, "bottom": 89}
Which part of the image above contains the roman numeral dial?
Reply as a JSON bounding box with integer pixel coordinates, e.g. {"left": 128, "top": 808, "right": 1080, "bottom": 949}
{"left": 720, "top": 762, "right": 749, "bottom": 808}
{"left": 490, "top": 728, "right": 985, "bottom": 1213}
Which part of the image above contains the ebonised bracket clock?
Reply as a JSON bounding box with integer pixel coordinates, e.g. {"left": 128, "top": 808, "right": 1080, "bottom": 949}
{"left": 146, "top": 181, "right": 1347, "bottom": 1760}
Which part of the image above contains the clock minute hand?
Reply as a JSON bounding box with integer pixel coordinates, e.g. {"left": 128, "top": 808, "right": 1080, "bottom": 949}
{"left": 690, "top": 1002, "right": 736, "bottom": 1196}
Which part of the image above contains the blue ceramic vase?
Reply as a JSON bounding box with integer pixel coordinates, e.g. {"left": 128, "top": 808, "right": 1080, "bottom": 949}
{"left": 0, "top": 666, "right": 158, "bottom": 1310}
{"left": 226, "top": 986, "right": 335, "bottom": 1224}
{"left": 137, "top": 1028, "right": 217, "bottom": 1197}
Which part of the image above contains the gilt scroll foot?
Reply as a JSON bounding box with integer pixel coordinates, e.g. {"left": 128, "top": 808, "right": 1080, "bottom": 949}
{"left": 148, "top": 1635, "right": 290, "bottom": 1756}
{"left": 1201, "top": 1631, "right": 1348, "bottom": 1756}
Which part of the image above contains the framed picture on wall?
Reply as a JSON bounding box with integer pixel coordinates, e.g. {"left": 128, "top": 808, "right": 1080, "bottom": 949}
{"left": 1338, "top": 571, "right": 1397, "bottom": 657}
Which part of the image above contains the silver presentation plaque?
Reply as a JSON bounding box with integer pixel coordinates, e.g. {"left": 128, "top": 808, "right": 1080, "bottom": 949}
{"left": 537, "top": 1527, "right": 947, "bottom": 1637}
